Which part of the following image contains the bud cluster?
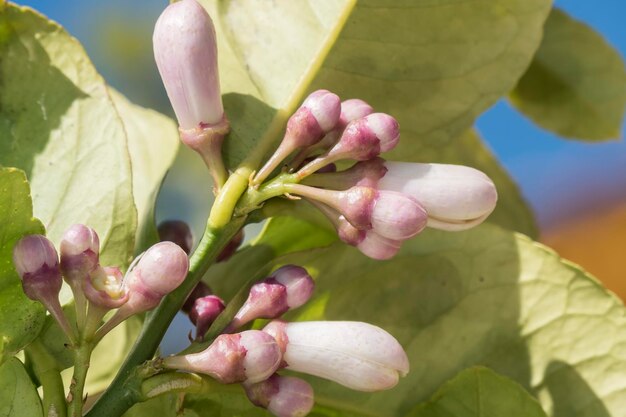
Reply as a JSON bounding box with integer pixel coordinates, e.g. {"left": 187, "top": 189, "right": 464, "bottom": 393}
{"left": 12, "top": 224, "right": 189, "bottom": 343}
{"left": 245, "top": 89, "right": 498, "bottom": 260}
{"left": 163, "top": 264, "right": 409, "bottom": 417}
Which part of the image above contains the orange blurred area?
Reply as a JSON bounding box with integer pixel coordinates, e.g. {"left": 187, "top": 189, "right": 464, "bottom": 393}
{"left": 542, "top": 203, "right": 626, "bottom": 301}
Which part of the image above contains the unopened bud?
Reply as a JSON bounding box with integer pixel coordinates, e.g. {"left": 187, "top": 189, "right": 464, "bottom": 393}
{"left": 263, "top": 321, "right": 409, "bottom": 392}
{"left": 83, "top": 266, "right": 128, "bottom": 309}
{"left": 158, "top": 220, "right": 193, "bottom": 254}
{"left": 96, "top": 242, "right": 189, "bottom": 339}
{"left": 153, "top": 0, "right": 223, "bottom": 130}
{"left": 123, "top": 242, "right": 189, "bottom": 313}
{"left": 13, "top": 235, "right": 62, "bottom": 302}
{"left": 13, "top": 235, "right": 76, "bottom": 343}
{"left": 182, "top": 281, "right": 213, "bottom": 314}
{"left": 227, "top": 266, "right": 314, "bottom": 331}
{"left": 254, "top": 90, "right": 341, "bottom": 185}
{"left": 59, "top": 224, "right": 100, "bottom": 286}
{"left": 216, "top": 229, "right": 244, "bottom": 262}
{"left": 287, "top": 184, "right": 426, "bottom": 241}
{"left": 244, "top": 374, "right": 314, "bottom": 417}
{"left": 190, "top": 295, "right": 225, "bottom": 339}
{"left": 163, "top": 330, "right": 282, "bottom": 384}
{"left": 297, "top": 113, "right": 399, "bottom": 178}
{"left": 378, "top": 162, "right": 497, "bottom": 230}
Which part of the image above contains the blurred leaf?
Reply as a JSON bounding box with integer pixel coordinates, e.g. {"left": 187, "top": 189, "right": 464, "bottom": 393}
{"left": 109, "top": 89, "right": 179, "bottom": 253}
{"left": 0, "top": 168, "right": 46, "bottom": 363}
{"left": 405, "top": 367, "right": 547, "bottom": 417}
{"left": 123, "top": 393, "right": 179, "bottom": 417}
{"left": 201, "top": 0, "right": 551, "bottom": 170}
{"left": 0, "top": 358, "right": 43, "bottom": 417}
{"left": 208, "top": 222, "right": 626, "bottom": 417}
{"left": 511, "top": 8, "right": 626, "bottom": 140}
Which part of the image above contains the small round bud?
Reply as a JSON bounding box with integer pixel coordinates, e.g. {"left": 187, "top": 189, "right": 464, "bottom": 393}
{"left": 83, "top": 266, "right": 128, "bottom": 309}
{"left": 123, "top": 242, "right": 190, "bottom": 313}
{"left": 356, "top": 231, "right": 402, "bottom": 261}
{"left": 296, "top": 113, "right": 399, "bottom": 178}
{"left": 158, "top": 220, "right": 193, "bottom": 254}
{"left": 13, "top": 235, "right": 62, "bottom": 301}
{"left": 182, "top": 282, "right": 213, "bottom": 315}
{"left": 227, "top": 266, "right": 314, "bottom": 331}
{"left": 370, "top": 191, "right": 427, "bottom": 240}
{"left": 253, "top": 90, "right": 341, "bottom": 185}
{"left": 163, "top": 330, "right": 282, "bottom": 384}
{"left": 378, "top": 162, "right": 498, "bottom": 230}
{"left": 340, "top": 99, "right": 374, "bottom": 125}
{"left": 189, "top": 295, "right": 225, "bottom": 339}
{"left": 263, "top": 321, "right": 409, "bottom": 392}
{"left": 244, "top": 374, "right": 314, "bottom": 417}
{"left": 153, "top": 0, "right": 223, "bottom": 129}
{"left": 216, "top": 229, "right": 244, "bottom": 262}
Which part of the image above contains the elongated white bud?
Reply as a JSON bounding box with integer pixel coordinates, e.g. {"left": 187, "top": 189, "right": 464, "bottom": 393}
{"left": 263, "top": 321, "right": 409, "bottom": 392}
{"left": 378, "top": 162, "right": 497, "bottom": 230}
{"left": 153, "top": 0, "right": 223, "bottom": 129}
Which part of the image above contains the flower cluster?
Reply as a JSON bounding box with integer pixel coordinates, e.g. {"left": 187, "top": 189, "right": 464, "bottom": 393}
{"left": 246, "top": 89, "right": 498, "bottom": 260}
{"left": 12, "top": 225, "right": 189, "bottom": 343}
{"left": 163, "top": 264, "right": 408, "bottom": 417}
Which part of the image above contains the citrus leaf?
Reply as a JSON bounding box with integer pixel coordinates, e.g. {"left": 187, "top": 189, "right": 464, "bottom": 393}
{"left": 511, "top": 8, "right": 626, "bottom": 141}
{"left": 0, "top": 358, "right": 43, "bottom": 417}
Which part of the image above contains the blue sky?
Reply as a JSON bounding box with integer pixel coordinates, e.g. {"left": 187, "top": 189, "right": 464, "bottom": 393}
{"left": 16, "top": 0, "right": 626, "bottom": 231}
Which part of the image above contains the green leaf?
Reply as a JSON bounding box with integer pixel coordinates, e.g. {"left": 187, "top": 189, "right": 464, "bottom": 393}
{"left": 0, "top": 358, "right": 43, "bottom": 417}
{"left": 123, "top": 394, "right": 179, "bottom": 417}
{"left": 406, "top": 367, "right": 548, "bottom": 417}
{"left": 0, "top": 168, "right": 46, "bottom": 363}
{"left": 0, "top": 3, "right": 137, "bottom": 267}
{"left": 208, "top": 223, "right": 626, "bottom": 417}
{"left": 109, "top": 88, "right": 179, "bottom": 252}
{"left": 203, "top": 0, "right": 552, "bottom": 169}
{"left": 510, "top": 8, "right": 626, "bottom": 141}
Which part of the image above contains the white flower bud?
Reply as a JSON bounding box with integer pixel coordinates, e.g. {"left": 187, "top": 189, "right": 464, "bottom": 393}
{"left": 263, "top": 321, "right": 409, "bottom": 392}
{"left": 378, "top": 162, "right": 497, "bottom": 230}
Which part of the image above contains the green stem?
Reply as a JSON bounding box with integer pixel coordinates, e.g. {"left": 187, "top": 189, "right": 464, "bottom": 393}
{"left": 85, "top": 218, "right": 245, "bottom": 417}
{"left": 26, "top": 341, "right": 67, "bottom": 417}
{"left": 140, "top": 372, "right": 216, "bottom": 400}
{"left": 68, "top": 344, "right": 92, "bottom": 417}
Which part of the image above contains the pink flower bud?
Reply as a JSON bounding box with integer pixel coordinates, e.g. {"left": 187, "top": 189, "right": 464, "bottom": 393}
{"left": 254, "top": 90, "right": 341, "bottom": 185}
{"left": 263, "top": 321, "right": 409, "bottom": 392}
{"left": 182, "top": 281, "right": 213, "bottom": 315}
{"left": 378, "top": 162, "right": 498, "bottom": 230}
{"left": 13, "top": 235, "right": 76, "bottom": 343}
{"left": 123, "top": 242, "right": 189, "bottom": 313}
{"left": 83, "top": 266, "right": 128, "bottom": 309}
{"left": 297, "top": 113, "right": 399, "bottom": 178}
{"left": 244, "top": 374, "right": 314, "bottom": 417}
{"left": 227, "top": 266, "right": 314, "bottom": 331}
{"left": 13, "top": 235, "right": 62, "bottom": 302}
{"left": 287, "top": 185, "right": 426, "bottom": 240}
{"left": 189, "top": 295, "right": 225, "bottom": 339}
{"left": 356, "top": 231, "right": 402, "bottom": 261}
{"left": 340, "top": 99, "right": 374, "bottom": 125}
{"left": 164, "top": 330, "right": 282, "bottom": 384}
{"left": 370, "top": 190, "right": 427, "bottom": 240}
{"left": 216, "top": 229, "right": 244, "bottom": 262}
{"left": 153, "top": 0, "right": 223, "bottom": 130}
{"left": 158, "top": 220, "right": 193, "bottom": 255}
